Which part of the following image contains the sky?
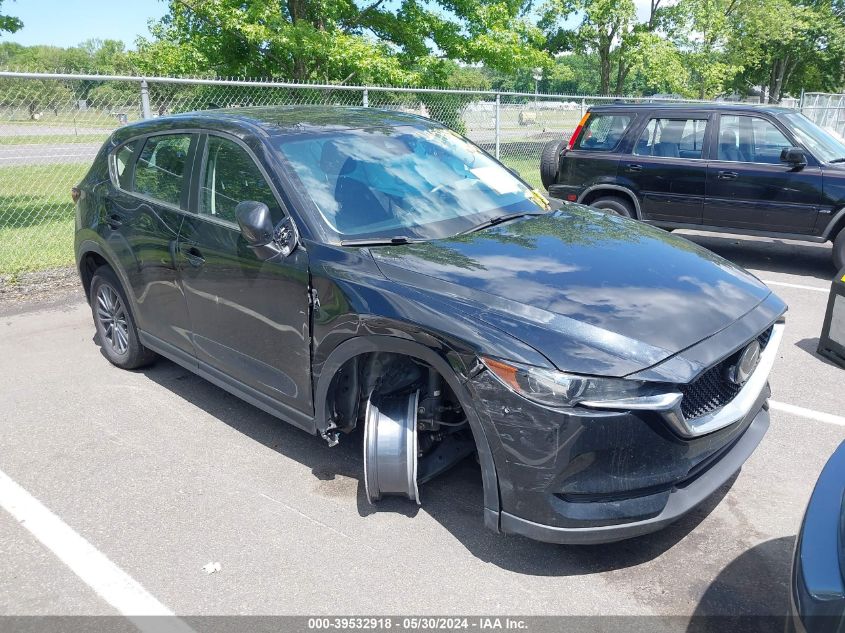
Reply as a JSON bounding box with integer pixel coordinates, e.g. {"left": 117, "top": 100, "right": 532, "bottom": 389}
{"left": 1, "top": 0, "right": 168, "bottom": 48}
{"left": 1, "top": 0, "right": 656, "bottom": 50}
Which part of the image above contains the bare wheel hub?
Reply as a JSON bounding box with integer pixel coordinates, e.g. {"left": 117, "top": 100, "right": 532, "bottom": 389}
{"left": 363, "top": 390, "right": 420, "bottom": 504}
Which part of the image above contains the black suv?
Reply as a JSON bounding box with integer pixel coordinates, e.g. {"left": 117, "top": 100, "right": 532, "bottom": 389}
{"left": 541, "top": 103, "right": 845, "bottom": 269}
{"left": 74, "top": 106, "right": 785, "bottom": 544}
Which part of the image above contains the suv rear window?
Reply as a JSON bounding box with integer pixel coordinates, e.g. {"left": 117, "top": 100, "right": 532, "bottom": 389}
{"left": 634, "top": 118, "right": 707, "bottom": 159}
{"left": 574, "top": 114, "right": 632, "bottom": 151}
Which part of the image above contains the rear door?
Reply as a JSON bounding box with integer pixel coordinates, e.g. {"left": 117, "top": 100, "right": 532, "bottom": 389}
{"left": 177, "top": 132, "right": 313, "bottom": 415}
{"left": 623, "top": 114, "right": 709, "bottom": 224}
{"left": 105, "top": 132, "right": 197, "bottom": 358}
{"left": 559, "top": 111, "right": 635, "bottom": 192}
{"left": 704, "top": 113, "right": 822, "bottom": 233}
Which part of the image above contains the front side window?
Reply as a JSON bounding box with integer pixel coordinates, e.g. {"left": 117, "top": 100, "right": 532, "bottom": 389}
{"left": 573, "top": 114, "right": 632, "bottom": 152}
{"left": 634, "top": 118, "right": 707, "bottom": 158}
{"left": 275, "top": 125, "right": 546, "bottom": 240}
{"left": 718, "top": 115, "right": 791, "bottom": 164}
{"left": 779, "top": 111, "right": 845, "bottom": 164}
{"left": 133, "top": 134, "right": 192, "bottom": 207}
{"left": 199, "top": 136, "right": 282, "bottom": 225}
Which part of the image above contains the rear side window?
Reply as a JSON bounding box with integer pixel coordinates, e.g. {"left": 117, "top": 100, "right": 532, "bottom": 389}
{"left": 574, "top": 114, "right": 632, "bottom": 151}
{"left": 133, "top": 134, "right": 192, "bottom": 207}
{"left": 634, "top": 118, "right": 708, "bottom": 158}
{"left": 112, "top": 140, "right": 139, "bottom": 189}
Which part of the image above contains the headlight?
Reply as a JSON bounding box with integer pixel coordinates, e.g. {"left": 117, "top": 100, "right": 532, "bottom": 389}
{"left": 481, "top": 357, "right": 680, "bottom": 409}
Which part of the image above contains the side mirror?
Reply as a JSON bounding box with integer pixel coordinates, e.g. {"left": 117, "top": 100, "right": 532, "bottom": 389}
{"left": 235, "top": 200, "right": 296, "bottom": 260}
{"left": 780, "top": 146, "right": 807, "bottom": 167}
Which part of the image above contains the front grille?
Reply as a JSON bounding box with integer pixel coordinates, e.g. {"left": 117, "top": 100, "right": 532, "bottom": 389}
{"left": 679, "top": 326, "right": 774, "bottom": 420}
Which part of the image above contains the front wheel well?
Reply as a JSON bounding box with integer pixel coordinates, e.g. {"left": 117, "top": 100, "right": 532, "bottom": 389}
{"left": 827, "top": 214, "right": 845, "bottom": 242}
{"left": 327, "top": 351, "right": 477, "bottom": 492}
{"left": 324, "top": 352, "right": 466, "bottom": 436}
{"left": 314, "top": 336, "right": 501, "bottom": 515}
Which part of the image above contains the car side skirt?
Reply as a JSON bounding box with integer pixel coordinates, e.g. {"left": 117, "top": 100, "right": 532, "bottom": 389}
{"left": 138, "top": 330, "right": 316, "bottom": 434}
{"left": 647, "top": 221, "right": 828, "bottom": 243}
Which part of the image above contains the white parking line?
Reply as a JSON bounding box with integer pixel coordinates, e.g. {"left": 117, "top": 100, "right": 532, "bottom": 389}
{"left": 770, "top": 400, "right": 845, "bottom": 427}
{"left": 761, "top": 280, "right": 829, "bottom": 293}
{"left": 0, "top": 468, "right": 194, "bottom": 633}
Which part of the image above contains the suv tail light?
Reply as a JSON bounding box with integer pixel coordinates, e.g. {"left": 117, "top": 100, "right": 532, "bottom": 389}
{"left": 567, "top": 113, "right": 590, "bottom": 150}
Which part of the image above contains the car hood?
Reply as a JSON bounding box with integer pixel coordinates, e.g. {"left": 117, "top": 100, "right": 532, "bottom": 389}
{"left": 369, "top": 206, "right": 773, "bottom": 376}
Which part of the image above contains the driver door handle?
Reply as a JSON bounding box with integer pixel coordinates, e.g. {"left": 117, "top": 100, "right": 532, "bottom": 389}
{"left": 718, "top": 170, "right": 738, "bottom": 180}
{"left": 179, "top": 243, "right": 206, "bottom": 268}
{"left": 626, "top": 163, "right": 642, "bottom": 172}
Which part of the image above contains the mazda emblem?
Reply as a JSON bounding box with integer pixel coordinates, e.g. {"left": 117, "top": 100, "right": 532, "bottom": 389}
{"left": 727, "top": 341, "right": 761, "bottom": 386}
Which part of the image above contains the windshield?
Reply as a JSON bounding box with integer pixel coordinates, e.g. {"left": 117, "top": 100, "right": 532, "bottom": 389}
{"left": 779, "top": 111, "right": 845, "bottom": 163}
{"left": 274, "top": 125, "right": 547, "bottom": 241}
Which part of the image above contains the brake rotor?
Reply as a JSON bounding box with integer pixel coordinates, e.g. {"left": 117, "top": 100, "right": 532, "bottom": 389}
{"left": 363, "top": 390, "right": 420, "bottom": 504}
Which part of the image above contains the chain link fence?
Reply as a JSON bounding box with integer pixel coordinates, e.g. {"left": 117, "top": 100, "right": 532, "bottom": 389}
{"left": 800, "top": 92, "right": 845, "bottom": 139}
{"left": 0, "top": 71, "right": 709, "bottom": 278}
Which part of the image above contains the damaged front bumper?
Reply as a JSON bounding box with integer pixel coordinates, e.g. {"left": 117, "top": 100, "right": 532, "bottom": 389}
{"left": 467, "top": 319, "right": 779, "bottom": 544}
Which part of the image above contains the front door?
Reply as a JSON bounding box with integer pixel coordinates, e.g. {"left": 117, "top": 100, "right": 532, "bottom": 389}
{"left": 625, "top": 115, "right": 709, "bottom": 224}
{"left": 177, "top": 133, "right": 312, "bottom": 415}
{"left": 104, "top": 133, "right": 196, "bottom": 357}
{"left": 704, "top": 114, "right": 822, "bottom": 233}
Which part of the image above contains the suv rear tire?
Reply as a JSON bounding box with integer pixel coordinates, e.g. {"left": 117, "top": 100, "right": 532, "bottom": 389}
{"left": 590, "top": 196, "right": 634, "bottom": 218}
{"left": 540, "top": 140, "right": 565, "bottom": 190}
{"left": 90, "top": 266, "right": 157, "bottom": 370}
{"left": 834, "top": 230, "right": 845, "bottom": 271}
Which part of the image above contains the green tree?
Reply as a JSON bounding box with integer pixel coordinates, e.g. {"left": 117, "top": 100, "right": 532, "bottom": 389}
{"left": 728, "top": 0, "right": 845, "bottom": 102}
{"left": 133, "top": 0, "right": 551, "bottom": 86}
{"left": 0, "top": 0, "right": 22, "bottom": 36}
{"left": 540, "top": 0, "right": 675, "bottom": 95}
{"left": 665, "top": 0, "right": 744, "bottom": 98}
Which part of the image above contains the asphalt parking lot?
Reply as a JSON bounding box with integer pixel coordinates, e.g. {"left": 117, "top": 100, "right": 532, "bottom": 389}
{"left": 1, "top": 231, "right": 844, "bottom": 625}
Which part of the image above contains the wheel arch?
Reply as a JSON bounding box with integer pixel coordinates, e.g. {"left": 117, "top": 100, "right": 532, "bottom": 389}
{"left": 314, "top": 335, "right": 500, "bottom": 522}
{"left": 76, "top": 241, "right": 139, "bottom": 316}
{"left": 822, "top": 206, "right": 845, "bottom": 241}
{"left": 578, "top": 184, "right": 641, "bottom": 219}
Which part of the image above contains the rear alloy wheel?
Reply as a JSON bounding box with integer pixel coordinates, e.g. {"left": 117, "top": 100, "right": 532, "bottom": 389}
{"left": 833, "top": 230, "right": 845, "bottom": 271}
{"left": 363, "top": 390, "right": 420, "bottom": 504}
{"left": 96, "top": 284, "right": 129, "bottom": 355}
{"left": 590, "top": 196, "right": 634, "bottom": 218}
{"left": 89, "top": 266, "right": 156, "bottom": 370}
{"left": 540, "top": 140, "right": 565, "bottom": 190}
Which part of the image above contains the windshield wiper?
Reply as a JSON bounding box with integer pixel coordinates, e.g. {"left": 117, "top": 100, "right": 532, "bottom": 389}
{"left": 339, "top": 236, "right": 419, "bottom": 247}
{"left": 461, "top": 211, "right": 547, "bottom": 235}
{"left": 829, "top": 157, "right": 845, "bottom": 163}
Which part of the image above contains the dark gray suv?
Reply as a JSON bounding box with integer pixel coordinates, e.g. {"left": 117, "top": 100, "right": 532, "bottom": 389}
{"left": 74, "top": 106, "right": 786, "bottom": 544}
{"left": 541, "top": 103, "right": 845, "bottom": 269}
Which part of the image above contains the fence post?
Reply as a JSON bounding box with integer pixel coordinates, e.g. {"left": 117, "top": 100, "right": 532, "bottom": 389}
{"left": 580, "top": 98, "right": 585, "bottom": 117}
{"left": 494, "top": 93, "right": 501, "bottom": 160}
{"left": 362, "top": 88, "right": 369, "bottom": 108}
{"left": 139, "top": 80, "right": 151, "bottom": 119}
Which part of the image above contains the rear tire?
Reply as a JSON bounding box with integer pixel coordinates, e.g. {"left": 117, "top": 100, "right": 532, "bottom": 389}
{"left": 833, "top": 230, "right": 845, "bottom": 271}
{"left": 89, "top": 266, "right": 156, "bottom": 370}
{"left": 590, "top": 196, "right": 634, "bottom": 218}
{"left": 540, "top": 140, "right": 565, "bottom": 190}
